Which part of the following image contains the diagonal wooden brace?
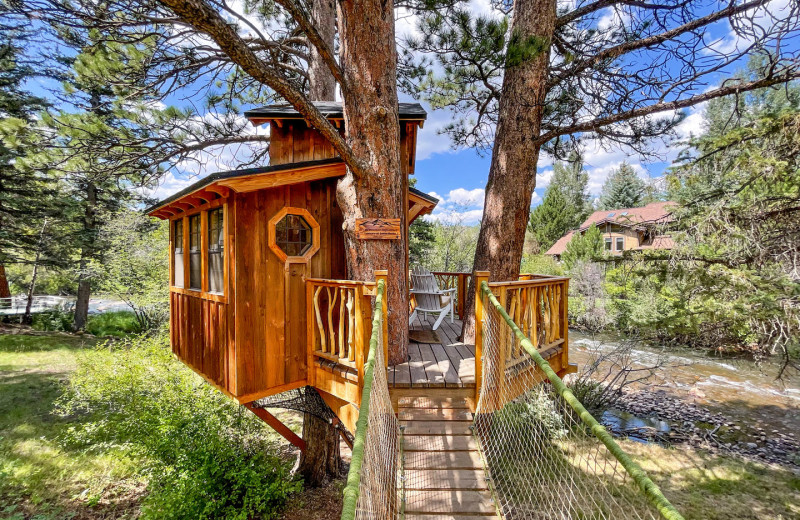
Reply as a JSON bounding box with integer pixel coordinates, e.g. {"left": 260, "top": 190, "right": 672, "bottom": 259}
{"left": 244, "top": 403, "right": 306, "bottom": 451}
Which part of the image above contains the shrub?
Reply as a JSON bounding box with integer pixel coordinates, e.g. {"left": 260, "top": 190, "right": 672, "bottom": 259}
{"left": 31, "top": 309, "right": 74, "bottom": 331}
{"left": 57, "top": 332, "right": 301, "bottom": 519}
{"left": 85, "top": 310, "right": 142, "bottom": 337}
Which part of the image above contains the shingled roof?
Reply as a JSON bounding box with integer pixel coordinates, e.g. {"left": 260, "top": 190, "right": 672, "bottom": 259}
{"left": 244, "top": 101, "right": 427, "bottom": 121}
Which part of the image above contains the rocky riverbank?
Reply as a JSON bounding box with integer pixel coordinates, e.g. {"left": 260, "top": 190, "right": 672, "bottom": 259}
{"left": 605, "top": 387, "right": 800, "bottom": 469}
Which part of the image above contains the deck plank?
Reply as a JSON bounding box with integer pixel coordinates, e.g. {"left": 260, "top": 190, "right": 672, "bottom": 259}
{"left": 408, "top": 343, "right": 431, "bottom": 386}
{"left": 418, "top": 343, "right": 447, "bottom": 387}
{"left": 430, "top": 343, "right": 461, "bottom": 387}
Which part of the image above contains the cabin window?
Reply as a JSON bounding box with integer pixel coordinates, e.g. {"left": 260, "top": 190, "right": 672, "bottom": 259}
{"left": 173, "top": 219, "right": 184, "bottom": 288}
{"left": 189, "top": 215, "right": 201, "bottom": 290}
{"left": 275, "top": 214, "right": 313, "bottom": 257}
{"left": 605, "top": 238, "right": 612, "bottom": 251}
{"left": 616, "top": 237, "right": 624, "bottom": 251}
{"left": 208, "top": 208, "right": 224, "bottom": 293}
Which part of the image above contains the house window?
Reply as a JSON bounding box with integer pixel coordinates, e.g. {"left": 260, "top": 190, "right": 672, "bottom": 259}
{"left": 275, "top": 214, "right": 313, "bottom": 257}
{"left": 189, "top": 215, "right": 201, "bottom": 290}
{"left": 605, "top": 238, "right": 612, "bottom": 251}
{"left": 616, "top": 237, "right": 624, "bottom": 251}
{"left": 208, "top": 208, "right": 224, "bottom": 293}
{"left": 173, "top": 219, "right": 184, "bottom": 288}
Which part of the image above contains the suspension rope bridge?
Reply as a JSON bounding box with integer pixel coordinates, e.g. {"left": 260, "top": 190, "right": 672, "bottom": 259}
{"left": 341, "top": 279, "right": 685, "bottom": 520}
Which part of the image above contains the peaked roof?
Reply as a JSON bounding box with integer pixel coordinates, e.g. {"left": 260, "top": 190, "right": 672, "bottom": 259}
{"left": 244, "top": 101, "right": 427, "bottom": 121}
{"left": 544, "top": 201, "right": 676, "bottom": 256}
{"left": 579, "top": 201, "right": 676, "bottom": 231}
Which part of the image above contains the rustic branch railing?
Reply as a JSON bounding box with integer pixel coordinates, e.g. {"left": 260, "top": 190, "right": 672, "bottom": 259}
{"left": 306, "top": 278, "right": 377, "bottom": 370}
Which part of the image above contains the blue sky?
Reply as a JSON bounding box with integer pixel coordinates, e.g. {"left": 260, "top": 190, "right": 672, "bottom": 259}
{"left": 24, "top": 0, "right": 792, "bottom": 225}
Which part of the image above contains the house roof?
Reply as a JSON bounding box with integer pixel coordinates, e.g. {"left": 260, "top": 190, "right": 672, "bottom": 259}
{"left": 545, "top": 231, "right": 575, "bottom": 256}
{"left": 145, "top": 157, "right": 439, "bottom": 216}
{"left": 244, "top": 101, "right": 428, "bottom": 121}
{"left": 544, "top": 201, "right": 677, "bottom": 256}
{"left": 579, "top": 201, "right": 676, "bottom": 231}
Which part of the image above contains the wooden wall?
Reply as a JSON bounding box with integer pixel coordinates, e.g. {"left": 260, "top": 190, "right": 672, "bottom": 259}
{"left": 233, "top": 177, "right": 346, "bottom": 400}
{"left": 269, "top": 120, "right": 419, "bottom": 175}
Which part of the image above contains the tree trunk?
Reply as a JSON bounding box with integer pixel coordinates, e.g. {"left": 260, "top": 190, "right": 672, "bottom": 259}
{"left": 298, "top": 7, "right": 343, "bottom": 488}
{"left": 461, "top": 0, "right": 556, "bottom": 343}
{"left": 73, "top": 182, "right": 97, "bottom": 331}
{"left": 0, "top": 265, "right": 10, "bottom": 298}
{"left": 22, "top": 255, "right": 39, "bottom": 325}
{"left": 294, "top": 411, "right": 342, "bottom": 486}
{"left": 336, "top": 0, "right": 408, "bottom": 364}
{"left": 308, "top": 0, "right": 337, "bottom": 101}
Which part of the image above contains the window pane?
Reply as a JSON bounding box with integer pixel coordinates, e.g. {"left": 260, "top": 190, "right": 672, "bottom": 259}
{"left": 275, "top": 212, "right": 313, "bottom": 258}
{"left": 173, "top": 220, "right": 184, "bottom": 288}
{"left": 604, "top": 238, "right": 612, "bottom": 251}
{"left": 189, "top": 215, "right": 201, "bottom": 290}
{"left": 616, "top": 237, "right": 624, "bottom": 251}
{"left": 208, "top": 209, "right": 224, "bottom": 293}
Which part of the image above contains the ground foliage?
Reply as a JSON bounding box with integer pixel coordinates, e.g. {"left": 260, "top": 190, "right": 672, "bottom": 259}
{"left": 56, "top": 331, "right": 301, "bottom": 519}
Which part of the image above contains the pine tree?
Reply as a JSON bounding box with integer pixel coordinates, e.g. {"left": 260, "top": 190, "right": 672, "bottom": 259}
{"left": 561, "top": 224, "right": 604, "bottom": 271}
{"left": 528, "top": 188, "right": 569, "bottom": 252}
{"left": 599, "top": 162, "right": 647, "bottom": 210}
{"left": 0, "top": 31, "right": 51, "bottom": 298}
{"left": 529, "top": 150, "right": 591, "bottom": 250}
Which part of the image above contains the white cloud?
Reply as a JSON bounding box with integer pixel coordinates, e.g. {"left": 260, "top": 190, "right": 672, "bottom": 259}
{"left": 426, "top": 208, "right": 484, "bottom": 225}
{"left": 447, "top": 187, "right": 485, "bottom": 206}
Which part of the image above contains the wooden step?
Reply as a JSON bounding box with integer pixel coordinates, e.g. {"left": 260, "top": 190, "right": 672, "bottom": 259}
{"left": 398, "top": 396, "right": 471, "bottom": 409}
{"left": 404, "top": 434, "right": 478, "bottom": 451}
{"left": 404, "top": 469, "right": 488, "bottom": 491}
{"left": 400, "top": 407, "right": 473, "bottom": 421}
{"left": 402, "top": 420, "right": 473, "bottom": 435}
{"left": 405, "top": 450, "right": 483, "bottom": 470}
{"left": 405, "top": 490, "right": 497, "bottom": 515}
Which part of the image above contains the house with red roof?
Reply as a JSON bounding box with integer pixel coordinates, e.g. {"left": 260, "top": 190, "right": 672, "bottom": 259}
{"left": 545, "top": 201, "right": 676, "bottom": 260}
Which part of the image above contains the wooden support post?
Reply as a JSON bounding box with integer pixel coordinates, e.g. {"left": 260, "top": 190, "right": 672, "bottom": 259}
{"left": 244, "top": 403, "right": 306, "bottom": 451}
{"left": 561, "top": 279, "right": 570, "bottom": 371}
{"left": 457, "top": 273, "right": 468, "bottom": 319}
{"left": 374, "top": 270, "right": 389, "bottom": 366}
{"left": 306, "top": 280, "right": 316, "bottom": 388}
{"left": 473, "top": 271, "right": 490, "bottom": 406}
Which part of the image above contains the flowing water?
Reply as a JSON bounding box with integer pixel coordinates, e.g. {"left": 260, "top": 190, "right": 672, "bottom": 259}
{"left": 569, "top": 331, "right": 800, "bottom": 436}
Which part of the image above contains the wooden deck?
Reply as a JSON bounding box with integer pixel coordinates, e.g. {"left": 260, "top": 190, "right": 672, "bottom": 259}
{"left": 389, "top": 315, "right": 476, "bottom": 388}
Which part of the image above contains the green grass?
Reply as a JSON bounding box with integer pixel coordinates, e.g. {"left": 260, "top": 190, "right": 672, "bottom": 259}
{"left": 0, "top": 332, "right": 144, "bottom": 520}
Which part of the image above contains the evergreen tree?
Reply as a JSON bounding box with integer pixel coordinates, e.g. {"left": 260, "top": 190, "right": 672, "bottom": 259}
{"left": 561, "top": 224, "right": 604, "bottom": 271}
{"left": 528, "top": 188, "right": 569, "bottom": 252}
{"left": 599, "top": 162, "right": 647, "bottom": 210}
{"left": 0, "top": 31, "right": 51, "bottom": 298}
{"left": 529, "top": 150, "right": 591, "bottom": 250}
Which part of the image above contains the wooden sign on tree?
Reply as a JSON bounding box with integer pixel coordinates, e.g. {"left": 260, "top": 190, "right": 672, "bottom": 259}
{"left": 355, "top": 218, "right": 401, "bottom": 239}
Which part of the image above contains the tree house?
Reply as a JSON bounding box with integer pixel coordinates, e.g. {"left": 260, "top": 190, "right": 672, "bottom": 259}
{"left": 146, "top": 102, "right": 437, "bottom": 414}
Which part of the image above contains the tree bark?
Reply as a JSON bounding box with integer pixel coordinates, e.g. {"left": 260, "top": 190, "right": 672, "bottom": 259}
{"left": 308, "top": 0, "right": 337, "bottom": 101}
{"left": 461, "top": 0, "right": 556, "bottom": 343}
{"left": 73, "top": 182, "right": 97, "bottom": 331}
{"left": 0, "top": 265, "right": 10, "bottom": 298}
{"left": 294, "top": 410, "right": 342, "bottom": 487}
{"left": 336, "top": 0, "right": 408, "bottom": 364}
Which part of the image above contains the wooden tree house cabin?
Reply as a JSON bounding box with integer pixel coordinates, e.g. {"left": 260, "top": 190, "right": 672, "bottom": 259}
{"left": 147, "top": 101, "right": 574, "bottom": 449}
{"left": 146, "top": 102, "right": 439, "bottom": 434}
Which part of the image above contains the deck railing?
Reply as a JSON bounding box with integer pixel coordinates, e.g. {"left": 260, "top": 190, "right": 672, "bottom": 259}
{"left": 473, "top": 280, "right": 685, "bottom": 520}
{"left": 0, "top": 295, "right": 74, "bottom": 316}
{"left": 430, "top": 271, "right": 470, "bottom": 318}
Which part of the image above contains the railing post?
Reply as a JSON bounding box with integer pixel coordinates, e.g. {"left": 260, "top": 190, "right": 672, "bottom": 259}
{"left": 457, "top": 273, "right": 467, "bottom": 319}
{"left": 473, "top": 271, "right": 490, "bottom": 406}
{"left": 374, "top": 270, "right": 389, "bottom": 367}
{"left": 306, "top": 280, "right": 316, "bottom": 388}
{"left": 561, "top": 279, "right": 570, "bottom": 372}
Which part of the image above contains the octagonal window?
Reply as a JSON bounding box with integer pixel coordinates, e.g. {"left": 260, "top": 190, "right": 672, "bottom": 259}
{"left": 275, "top": 213, "right": 313, "bottom": 257}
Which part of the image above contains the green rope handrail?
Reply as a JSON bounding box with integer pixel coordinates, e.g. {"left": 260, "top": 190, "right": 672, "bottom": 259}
{"left": 340, "top": 279, "right": 386, "bottom": 520}
{"left": 480, "top": 281, "right": 685, "bottom": 520}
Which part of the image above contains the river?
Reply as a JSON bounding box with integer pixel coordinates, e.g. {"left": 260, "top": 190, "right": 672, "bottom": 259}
{"left": 569, "top": 331, "right": 800, "bottom": 440}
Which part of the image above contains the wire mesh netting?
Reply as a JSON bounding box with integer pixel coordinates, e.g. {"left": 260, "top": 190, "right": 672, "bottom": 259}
{"left": 474, "top": 285, "right": 678, "bottom": 520}
{"left": 341, "top": 281, "right": 401, "bottom": 520}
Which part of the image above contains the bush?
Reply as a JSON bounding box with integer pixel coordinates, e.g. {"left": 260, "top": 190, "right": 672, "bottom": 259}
{"left": 31, "top": 309, "right": 74, "bottom": 331}
{"left": 520, "top": 254, "right": 564, "bottom": 276}
{"left": 85, "top": 310, "right": 142, "bottom": 337}
{"left": 57, "top": 332, "right": 301, "bottom": 519}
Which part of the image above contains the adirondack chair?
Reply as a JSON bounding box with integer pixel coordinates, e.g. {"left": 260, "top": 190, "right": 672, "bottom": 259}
{"left": 409, "top": 266, "right": 457, "bottom": 330}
